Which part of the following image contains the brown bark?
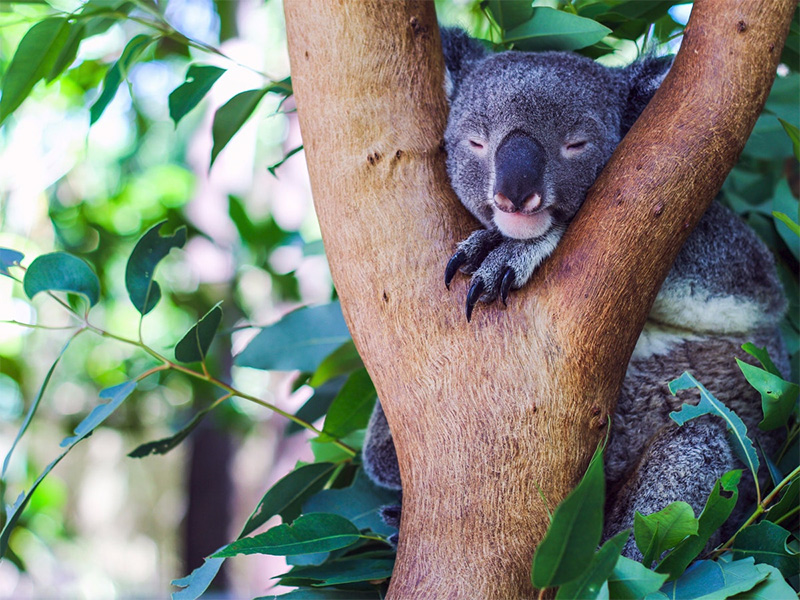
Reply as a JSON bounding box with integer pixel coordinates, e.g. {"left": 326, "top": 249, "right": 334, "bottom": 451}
{"left": 284, "top": 1, "right": 794, "bottom": 598}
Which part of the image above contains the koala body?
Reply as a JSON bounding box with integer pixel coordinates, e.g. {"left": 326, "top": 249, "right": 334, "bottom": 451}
{"left": 363, "top": 28, "right": 788, "bottom": 559}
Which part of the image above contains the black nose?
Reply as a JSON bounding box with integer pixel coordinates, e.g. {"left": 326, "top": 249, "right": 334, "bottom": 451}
{"left": 494, "top": 130, "right": 545, "bottom": 210}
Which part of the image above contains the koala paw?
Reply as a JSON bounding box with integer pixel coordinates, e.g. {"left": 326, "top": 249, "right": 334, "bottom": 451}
{"left": 446, "top": 228, "right": 564, "bottom": 321}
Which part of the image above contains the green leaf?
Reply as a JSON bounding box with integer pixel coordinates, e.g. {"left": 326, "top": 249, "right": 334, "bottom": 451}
{"left": 646, "top": 558, "right": 769, "bottom": 600}
{"left": 241, "top": 463, "right": 337, "bottom": 536}
{"left": 505, "top": 7, "right": 611, "bottom": 52}
{"left": 210, "top": 88, "right": 268, "bottom": 167}
{"left": 0, "top": 248, "right": 24, "bottom": 278}
{"left": 731, "top": 521, "right": 799, "bottom": 578}
{"left": 258, "top": 589, "right": 380, "bottom": 599}
{"left": 89, "top": 34, "right": 153, "bottom": 124}
{"left": 212, "top": 513, "right": 361, "bottom": 557}
{"left": 486, "top": 0, "right": 534, "bottom": 32}
{"left": 556, "top": 530, "right": 629, "bottom": 600}
{"left": 23, "top": 252, "right": 100, "bottom": 307}
{"left": 168, "top": 64, "right": 226, "bottom": 125}
{"left": 125, "top": 221, "right": 187, "bottom": 316}
{"left": 741, "top": 343, "right": 782, "bottom": 378}
{"left": 235, "top": 302, "right": 351, "bottom": 372}
{"left": 765, "top": 477, "right": 799, "bottom": 524}
{"left": 309, "top": 341, "right": 364, "bottom": 388}
{"left": 736, "top": 359, "right": 798, "bottom": 431}
{"left": 46, "top": 21, "right": 87, "bottom": 82}
{"left": 279, "top": 557, "right": 394, "bottom": 587}
{"left": 657, "top": 471, "right": 741, "bottom": 580}
{"left": 171, "top": 557, "right": 224, "bottom": 600}
{"left": 729, "top": 562, "right": 798, "bottom": 599}
{"left": 668, "top": 372, "right": 760, "bottom": 481}
{"left": 319, "top": 369, "right": 377, "bottom": 441}
{"left": 778, "top": 118, "right": 800, "bottom": 160}
{"left": 608, "top": 555, "right": 668, "bottom": 600}
{"left": 773, "top": 211, "right": 800, "bottom": 238}
{"left": 61, "top": 381, "right": 137, "bottom": 446}
{"left": 128, "top": 399, "right": 226, "bottom": 458}
{"left": 531, "top": 444, "right": 605, "bottom": 588}
{"left": 311, "top": 430, "right": 365, "bottom": 463}
{"left": 0, "top": 17, "right": 71, "bottom": 125}
{"left": 2, "top": 335, "right": 76, "bottom": 477}
{"left": 303, "top": 470, "right": 400, "bottom": 536}
{"left": 771, "top": 180, "right": 800, "bottom": 259}
{"left": 287, "top": 376, "right": 347, "bottom": 435}
{"left": 268, "top": 145, "right": 304, "bottom": 177}
{"left": 175, "top": 303, "right": 223, "bottom": 363}
{"left": 634, "top": 502, "right": 698, "bottom": 568}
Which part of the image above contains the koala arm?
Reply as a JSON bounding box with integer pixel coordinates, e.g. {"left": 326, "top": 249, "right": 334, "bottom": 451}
{"left": 362, "top": 401, "right": 402, "bottom": 491}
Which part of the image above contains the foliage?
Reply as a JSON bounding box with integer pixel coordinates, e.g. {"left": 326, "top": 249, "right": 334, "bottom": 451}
{"left": 0, "top": 0, "right": 797, "bottom": 599}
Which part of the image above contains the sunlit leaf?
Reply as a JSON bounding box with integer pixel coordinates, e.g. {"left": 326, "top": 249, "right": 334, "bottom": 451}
{"left": 772, "top": 211, "right": 800, "bottom": 238}
{"left": 771, "top": 181, "right": 800, "bottom": 259}
{"left": 23, "top": 252, "right": 100, "bottom": 307}
{"left": 0, "top": 248, "right": 24, "bottom": 278}
{"left": 634, "top": 502, "right": 698, "bottom": 568}
{"left": 169, "top": 64, "right": 226, "bottom": 125}
{"left": 278, "top": 557, "right": 394, "bottom": 587}
{"left": 736, "top": 359, "right": 798, "bottom": 431}
{"left": 287, "top": 376, "right": 347, "bottom": 435}
{"left": 555, "top": 530, "right": 628, "bottom": 600}
{"left": 531, "top": 444, "right": 605, "bottom": 588}
{"left": 729, "top": 562, "right": 797, "bottom": 599}
{"left": 46, "top": 21, "right": 87, "bottom": 82}
{"left": 90, "top": 34, "right": 154, "bottom": 124}
{"left": 741, "top": 343, "right": 781, "bottom": 377}
{"left": 61, "top": 380, "right": 137, "bottom": 446}
{"left": 731, "top": 521, "right": 799, "bottom": 578}
{"left": 309, "top": 341, "right": 363, "bottom": 388}
{"left": 487, "top": 0, "right": 534, "bottom": 32}
{"left": 669, "top": 372, "right": 760, "bottom": 481}
{"left": 647, "top": 557, "right": 769, "bottom": 600}
{"left": 210, "top": 88, "right": 268, "bottom": 167}
{"left": 175, "top": 303, "right": 223, "bottom": 363}
{"left": 212, "top": 513, "right": 361, "bottom": 557}
{"left": 319, "top": 369, "right": 377, "bottom": 442}
{"left": 125, "top": 221, "right": 187, "bottom": 316}
{"left": 505, "top": 8, "right": 611, "bottom": 51}
{"left": 608, "top": 555, "right": 668, "bottom": 599}
{"left": 0, "top": 17, "right": 71, "bottom": 125}
{"left": 171, "top": 557, "right": 224, "bottom": 600}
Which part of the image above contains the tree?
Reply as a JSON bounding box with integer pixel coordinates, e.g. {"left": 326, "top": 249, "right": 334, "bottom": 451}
{"left": 283, "top": 0, "right": 796, "bottom": 597}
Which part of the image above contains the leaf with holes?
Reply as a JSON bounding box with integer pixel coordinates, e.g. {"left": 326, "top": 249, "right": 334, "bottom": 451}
{"left": 737, "top": 359, "right": 798, "bottom": 431}
{"left": 23, "top": 252, "right": 100, "bottom": 307}
{"left": 125, "top": 221, "right": 187, "bottom": 316}
{"left": 169, "top": 64, "right": 226, "bottom": 125}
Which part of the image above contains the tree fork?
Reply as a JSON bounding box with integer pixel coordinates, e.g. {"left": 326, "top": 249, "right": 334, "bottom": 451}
{"left": 284, "top": 1, "right": 794, "bottom": 597}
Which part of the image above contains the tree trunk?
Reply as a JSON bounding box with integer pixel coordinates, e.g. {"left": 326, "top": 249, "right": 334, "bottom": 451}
{"left": 283, "top": 1, "right": 794, "bottom": 597}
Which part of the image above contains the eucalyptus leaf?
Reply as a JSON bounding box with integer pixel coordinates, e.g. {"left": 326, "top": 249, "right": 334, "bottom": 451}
{"left": 736, "top": 359, "right": 798, "bottom": 431}
{"left": 505, "top": 8, "right": 611, "bottom": 52}
{"left": 259, "top": 589, "right": 380, "bottom": 599}
{"left": 320, "top": 369, "right": 377, "bottom": 441}
{"left": 210, "top": 88, "right": 268, "bottom": 167}
{"left": 778, "top": 118, "right": 800, "bottom": 160}
{"left": 311, "top": 430, "right": 365, "bottom": 463}
{"left": 634, "top": 502, "right": 698, "bottom": 568}
{"left": 90, "top": 34, "right": 154, "bottom": 124}
{"left": 771, "top": 180, "right": 800, "bottom": 259}
{"left": 608, "top": 555, "right": 668, "bottom": 600}
{"left": 0, "top": 248, "right": 24, "bottom": 278}
{"left": 175, "top": 303, "right": 223, "bottom": 363}
{"left": 0, "top": 17, "right": 71, "bottom": 125}
{"left": 287, "top": 376, "right": 347, "bottom": 435}
{"left": 268, "top": 145, "right": 304, "bottom": 177}
{"left": 765, "top": 477, "right": 799, "bottom": 524}
{"left": 61, "top": 381, "right": 137, "bottom": 447}
{"left": 235, "top": 302, "right": 351, "bottom": 373}
{"left": 169, "top": 64, "right": 226, "bottom": 125}
{"left": 171, "top": 557, "right": 224, "bottom": 600}
{"left": 731, "top": 521, "right": 799, "bottom": 578}
{"left": 46, "top": 21, "right": 87, "bottom": 82}
{"left": 773, "top": 211, "right": 800, "bottom": 238}
{"left": 531, "top": 444, "right": 605, "bottom": 588}
{"left": 128, "top": 401, "right": 222, "bottom": 458}
{"left": 486, "top": 0, "right": 534, "bottom": 32}
{"left": 669, "top": 372, "right": 760, "bottom": 481}
{"left": 309, "top": 341, "right": 363, "bottom": 388}
{"left": 125, "top": 221, "right": 187, "bottom": 316}
{"left": 278, "top": 558, "right": 394, "bottom": 587}
{"left": 23, "top": 252, "right": 100, "bottom": 307}
{"left": 645, "top": 557, "right": 769, "bottom": 600}
{"left": 729, "top": 562, "right": 798, "bottom": 599}
{"left": 556, "top": 530, "right": 628, "bottom": 600}
{"left": 740, "top": 343, "right": 781, "bottom": 377}
{"left": 212, "top": 513, "right": 361, "bottom": 557}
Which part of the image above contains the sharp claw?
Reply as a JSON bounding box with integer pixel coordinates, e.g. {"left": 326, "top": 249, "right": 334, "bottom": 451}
{"left": 445, "top": 250, "right": 468, "bottom": 289}
{"left": 466, "top": 279, "right": 484, "bottom": 322}
{"left": 500, "top": 267, "right": 514, "bottom": 306}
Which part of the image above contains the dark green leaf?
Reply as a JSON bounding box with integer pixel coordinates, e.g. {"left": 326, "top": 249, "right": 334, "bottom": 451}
{"left": 0, "top": 248, "right": 24, "bottom": 278}
{"left": 736, "top": 359, "right": 798, "bottom": 431}
{"left": 741, "top": 343, "right": 782, "bottom": 377}
{"left": 212, "top": 513, "right": 361, "bottom": 557}
{"left": 531, "top": 444, "right": 605, "bottom": 588}
{"left": 287, "top": 376, "right": 347, "bottom": 435}
{"left": 0, "top": 17, "right": 71, "bottom": 125}
{"left": 89, "top": 34, "right": 153, "bottom": 124}
{"left": 259, "top": 589, "right": 380, "bottom": 599}
{"left": 657, "top": 471, "right": 741, "bottom": 580}
{"left": 171, "top": 557, "right": 224, "bottom": 600}
{"left": 731, "top": 521, "right": 799, "bottom": 578}
{"left": 648, "top": 557, "right": 769, "bottom": 600}
{"left": 210, "top": 88, "right": 268, "bottom": 167}
{"left": 778, "top": 118, "right": 800, "bottom": 160}
{"left": 128, "top": 402, "right": 221, "bottom": 458}
{"left": 771, "top": 181, "right": 800, "bottom": 259}
{"left": 46, "top": 22, "right": 87, "bottom": 82}
{"left": 61, "top": 380, "right": 137, "bottom": 446}
{"left": 168, "top": 64, "right": 226, "bottom": 125}
{"left": 303, "top": 470, "right": 400, "bottom": 536}
{"left": 235, "top": 302, "right": 351, "bottom": 372}
{"left": 634, "top": 502, "right": 698, "bottom": 567}
{"left": 309, "top": 340, "right": 364, "bottom": 388}
{"left": 729, "top": 562, "right": 798, "bottom": 599}
{"left": 766, "top": 477, "right": 799, "bottom": 524}
{"left": 175, "top": 303, "right": 223, "bottom": 363}
{"left": 669, "top": 372, "right": 760, "bottom": 481}
{"left": 487, "top": 0, "right": 534, "bottom": 32}
{"left": 556, "top": 530, "right": 628, "bottom": 600}
{"left": 279, "top": 558, "right": 394, "bottom": 587}
{"left": 505, "top": 8, "right": 611, "bottom": 52}
{"left": 125, "top": 221, "right": 187, "bottom": 316}
{"left": 241, "top": 463, "right": 338, "bottom": 537}
{"left": 268, "top": 145, "right": 303, "bottom": 177}
{"left": 320, "top": 369, "right": 377, "bottom": 441}
{"left": 23, "top": 252, "right": 100, "bottom": 307}
{"left": 608, "top": 555, "right": 668, "bottom": 600}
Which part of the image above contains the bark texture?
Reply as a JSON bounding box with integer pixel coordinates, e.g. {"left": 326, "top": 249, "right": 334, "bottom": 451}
{"left": 284, "top": 1, "right": 794, "bottom": 597}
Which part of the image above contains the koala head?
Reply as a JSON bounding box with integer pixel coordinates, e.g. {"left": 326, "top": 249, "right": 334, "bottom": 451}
{"left": 442, "top": 28, "right": 671, "bottom": 240}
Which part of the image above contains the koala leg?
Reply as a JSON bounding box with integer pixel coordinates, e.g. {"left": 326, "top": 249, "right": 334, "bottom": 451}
{"left": 362, "top": 401, "right": 402, "bottom": 491}
{"left": 604, "top": 416, "right": 734, "bottom": 560}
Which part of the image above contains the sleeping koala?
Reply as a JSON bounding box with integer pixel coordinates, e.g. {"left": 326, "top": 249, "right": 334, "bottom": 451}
{"left": 363, "top": 28, "right": 788, "bottom": 558}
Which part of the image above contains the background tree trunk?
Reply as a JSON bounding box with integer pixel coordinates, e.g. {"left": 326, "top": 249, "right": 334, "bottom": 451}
{"left": 284, "top": 1, "right": 795, "bottom": 597}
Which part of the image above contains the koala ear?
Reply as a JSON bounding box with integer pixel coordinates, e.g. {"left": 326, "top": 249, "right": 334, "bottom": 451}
{"left": 620, "top": 55, "right": 673, "bottom": 136}
{"left": 440, "top": 27, "right": 488, "bottom": 101}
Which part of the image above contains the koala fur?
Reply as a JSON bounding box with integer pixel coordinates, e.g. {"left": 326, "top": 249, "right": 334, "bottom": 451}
{"left": 362, "top": 28, "right": 788, "bottom": 560}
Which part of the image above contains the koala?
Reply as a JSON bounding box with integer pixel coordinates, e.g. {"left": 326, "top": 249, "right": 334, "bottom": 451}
{"left": 363, "top": 28, "right": 788, "bottom": 560}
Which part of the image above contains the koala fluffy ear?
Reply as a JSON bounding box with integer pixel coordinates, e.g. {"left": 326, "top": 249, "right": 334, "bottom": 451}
{"left": 440, "top": 27, "right": 488, "bottom": 101}
{"left": 620, "top": 55, "right": 673, "bottom": 136}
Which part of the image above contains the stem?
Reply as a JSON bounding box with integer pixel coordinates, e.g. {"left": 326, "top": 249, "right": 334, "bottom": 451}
{"left": 773, "top": 505, "right": 800, "bottom": 527}
{"left": 0, "top": 321, "right": 80, "bottom": 331}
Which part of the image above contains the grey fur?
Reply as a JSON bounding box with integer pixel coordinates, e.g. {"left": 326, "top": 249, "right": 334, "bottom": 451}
{"left": 362, "top": 27, "right": 788, "bottom": 558}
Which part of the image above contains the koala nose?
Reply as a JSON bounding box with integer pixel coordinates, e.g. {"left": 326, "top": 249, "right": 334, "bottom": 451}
{"left": 494, "top": 130, "right": 545, "bottom": 211}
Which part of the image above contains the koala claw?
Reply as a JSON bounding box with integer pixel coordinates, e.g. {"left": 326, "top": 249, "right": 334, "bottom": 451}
{"left": 500, "top": 267, "right": 514, "bottom": 306}
{"left": 445, "top": 250, "right": 468, "bottom": 289}
{"left": 466, "top": 279, "right": 485, "bottom": 322}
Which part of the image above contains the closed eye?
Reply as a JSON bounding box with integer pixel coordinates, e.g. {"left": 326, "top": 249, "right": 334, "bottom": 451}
{"left": 566, "top": 141, "right": 587, "bottom": 151}
{"left": 469, "top": 139, "right": 485, "bottom": 150}
{"left": 562, "top": 139, "right": 589, "bottom": 158}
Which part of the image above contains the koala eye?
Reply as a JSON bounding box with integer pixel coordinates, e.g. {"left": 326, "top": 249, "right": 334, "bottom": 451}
{"left": 469, "top": 139, "right": 485, "bottom": 150}
{"left": 562, "top": 139, "right": 589, "bottom": 158}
